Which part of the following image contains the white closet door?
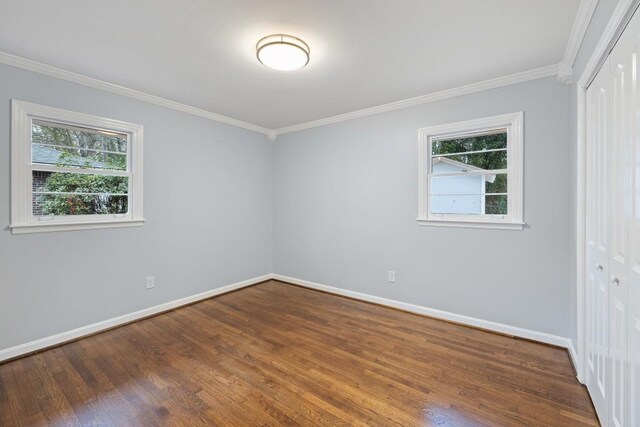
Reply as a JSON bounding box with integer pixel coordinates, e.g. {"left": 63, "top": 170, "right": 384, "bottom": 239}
{"left": 628, "top": 11, "right": 640, "bottom": 427}
{"left": 609, "top": 29, "right": 631, "bottom": 427}
{"left": 586, "top": 56, "right": 611, "bottom": 423}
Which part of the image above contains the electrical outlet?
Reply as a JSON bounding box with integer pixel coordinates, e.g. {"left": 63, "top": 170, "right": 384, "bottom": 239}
{"left": 145, "top": 276, "right": 155, "bottom": 290}
{"left": 388, "top": 270, "right": 396, "bottom": 283}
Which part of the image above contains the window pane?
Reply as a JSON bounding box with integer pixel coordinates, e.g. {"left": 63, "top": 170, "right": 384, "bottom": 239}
{"left": 430, "top": 194, "right": 508, "bottom": 215}
{"left": 430, "top": 173, "right": 508, "bottom": 215}
{"left": 32, "top": 120, "right": 127, "bottom": 171}
{"left": 432, "top": 131, "right": 507, "bottom": 155}
{"left": 32, "top": 171, "right": 128, "bottom": 216}
{"left": 485, "top": 195, "right": 508, "bottom": 215}
{"left": 32, "top": 144, "right": 127, "bottom": 171}
{"left": 33, "top": 194, "right": 128, "bottom": 216}
{"left": 32, "top": 120, "right": 127, "bottom": 153}
{"left": 433, "top": 149, "right": 507, "bottom": 171}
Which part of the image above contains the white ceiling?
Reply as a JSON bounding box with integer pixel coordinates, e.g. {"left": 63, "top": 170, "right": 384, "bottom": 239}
{"left": 0, "top": 0, "right": 581, "bottom": 130}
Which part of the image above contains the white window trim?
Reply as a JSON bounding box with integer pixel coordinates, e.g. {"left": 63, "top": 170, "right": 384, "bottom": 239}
{"left": 417, "top": 112, "right": 524, "bottom": 231}
{"left": 10, "top": 100, "right": 144, "bottom": 234}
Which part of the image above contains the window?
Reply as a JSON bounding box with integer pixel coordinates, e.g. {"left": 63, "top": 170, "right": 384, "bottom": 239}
{"left": 418, "top": 112, "right": 524, "bottom": 230}
{"left": 10, "top": 100, "right": 144, "bottom": 234}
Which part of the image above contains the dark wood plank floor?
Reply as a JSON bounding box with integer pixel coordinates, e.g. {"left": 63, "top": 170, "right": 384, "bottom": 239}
{"left": 0, "top": 280, "right": 598, "bottom": 426}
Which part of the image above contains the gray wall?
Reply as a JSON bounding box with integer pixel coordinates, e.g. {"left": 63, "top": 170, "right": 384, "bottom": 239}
{"left": 0, "top": 63, "right": 273, "bottom": 350}
{"left": 274, "top": 77, "right": 572, "bottom": 337}
{"left": 3, "top": 15, "right": 611, "bottom": 349}
{"left": 568, "top": 0, "right": 620, "bottom": 348}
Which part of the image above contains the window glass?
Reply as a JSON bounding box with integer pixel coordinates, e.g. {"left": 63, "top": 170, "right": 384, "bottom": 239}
{"left": 32, "top": 120, "right": 127, "bottom": 171}
{"left": 32, "top": 171, "right": 128, "bottom": 216}
{"left": 430, "top": 131, "right": 509, "bottom": 216}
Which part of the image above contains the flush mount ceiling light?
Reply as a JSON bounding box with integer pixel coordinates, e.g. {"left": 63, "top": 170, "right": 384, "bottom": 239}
{"left": 256, "top": 34, "right": 310, "bottom": 71}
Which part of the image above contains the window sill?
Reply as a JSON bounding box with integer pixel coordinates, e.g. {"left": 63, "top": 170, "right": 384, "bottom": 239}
{"left": 10, "top": 219, "right": 145, "bottom": 235}
{"left": 417, "top": 218, "right": 524, "bottom": 230}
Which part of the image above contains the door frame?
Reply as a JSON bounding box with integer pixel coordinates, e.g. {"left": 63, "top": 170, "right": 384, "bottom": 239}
{"left": 576, "top": 0, "right": 640, "bottom": 383}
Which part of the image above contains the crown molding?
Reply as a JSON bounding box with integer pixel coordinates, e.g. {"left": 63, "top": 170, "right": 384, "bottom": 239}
{"left": 0, "top": 51, "right": 271, "bottom": 136}
{"left": 0, "top": 50, "right": 563, "bottom": 139}
{"left": 557, "top": 0, "right": 599, "bottom": 84}
{"left": 273, "top": 64, "right": 560, "bottom": 136}
{"left": 267, "top": 130, "right": 277, "bottom": 143}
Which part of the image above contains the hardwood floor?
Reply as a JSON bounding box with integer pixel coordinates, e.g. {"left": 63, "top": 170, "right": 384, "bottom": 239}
{"left": 0, "top": 280, "right": 598, "bottom": 426}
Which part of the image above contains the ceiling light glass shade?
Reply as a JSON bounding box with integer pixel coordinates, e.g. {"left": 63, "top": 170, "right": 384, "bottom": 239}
{"left": 256, "top": 34, "right": 310, "bottom": 71}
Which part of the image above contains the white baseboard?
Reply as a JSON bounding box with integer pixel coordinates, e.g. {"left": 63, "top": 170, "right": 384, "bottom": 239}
{"left": 1, "top": 273, "right": 577, "bottom": 365}
{"left": 0, "top": 274, "right": 272, "bottom": 362}
{"left": 272, "top": 274, "right": 573, "bottom": 349}
{"left": 567, "top": 340, "right": 584, "bottom": 384}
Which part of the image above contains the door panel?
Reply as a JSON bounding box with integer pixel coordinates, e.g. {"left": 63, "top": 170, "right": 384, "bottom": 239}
{"left": 629, "top": 10, "right": 640, "bottom": 427}
{"left": 585, "top": 9, "right": 640, "bottom": 426}
{"left": 586, "top": 57, "right": 611, "bottom": 424}
{"left": 609, "top": 32, "right": 631, "bottom": 427}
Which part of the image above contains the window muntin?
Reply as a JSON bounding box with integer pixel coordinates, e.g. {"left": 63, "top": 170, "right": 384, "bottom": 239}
{"left": 418, "top": 113, "right": 523, "bottom": 229}
{"left": 11, "top": 100, "right": 144, "bottom": 233}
